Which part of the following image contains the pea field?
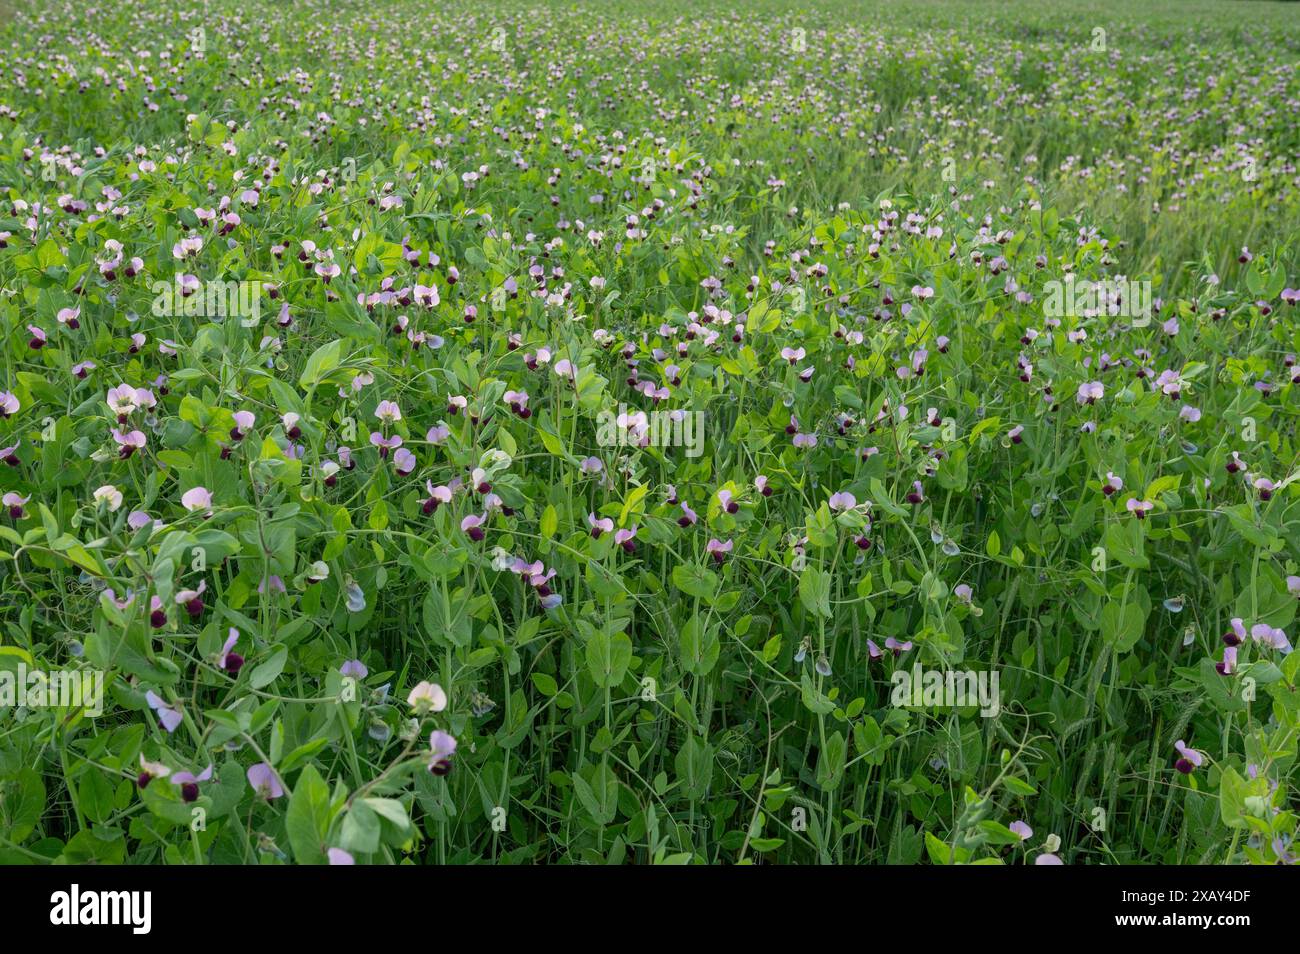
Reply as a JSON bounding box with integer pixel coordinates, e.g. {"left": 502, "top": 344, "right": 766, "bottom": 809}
{"left": 0, "top": 0, "right": 1299, "bottom": 866}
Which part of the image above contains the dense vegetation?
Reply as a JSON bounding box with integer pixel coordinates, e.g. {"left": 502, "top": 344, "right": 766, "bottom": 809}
{"left": 0, "top": 0, "right": 1298, "bottom": 864}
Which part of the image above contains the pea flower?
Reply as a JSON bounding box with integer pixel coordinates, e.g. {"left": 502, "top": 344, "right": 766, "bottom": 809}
{"left": 1076, "top": 381, "right": 1103, "bottom": 405}
{"left": 340, "top": 660, "right": 368, "bottom": 680}
{"left": 1126, "top": 498, "right": 1153, "bottom": 519}
{"left": 706, "top": 538, "right": 733, "bottom": 564}
{"left": 181, "top": 487, "right": 212, "bottom": 512}
{"left": 136, "top": 755, "right": 171, "bottom": 789}
{"left": 112, "top": 428, "right": 146, "bottom": 458}
{"left": 171, "top": 765, "right": 213, "bottom": 803}
{"left": 145, "top": 691, "right": 182, "bottom": 733}
{"left": 393, "top": 448, "right": 417, "bottom": 475}
{"left": 422, "top": 482, "right": 453, "bottom": 514}
{"left": 93, "top": 485, "right": 124, "bottom": 511}
{"left": 407, "top": 680, "right": 448, "bottom": 713}
{"left": 247, "top": 762, "right": 285, "bottom": 799}
{"left": 461, "top": 513, "right": 486, "bottom": 541}
{"left": 218, "top": 628, "right": 244, "bottom": 675}
{"left": 429, "top": 730, "right": 457, "bottom": 776}
{"left": 1174, "top": 740, "right": 1204, "bottom": 775}
{"left": 828, "top": 491, "right": 856, "bottom": 512}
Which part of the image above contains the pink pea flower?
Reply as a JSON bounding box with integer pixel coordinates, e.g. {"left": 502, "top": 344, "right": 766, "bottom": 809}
{"left": 145, "top": 691, "right": 183, "bottom": 733}
{"left": 149, "top": 595, "right": 167, "bottom": 628}
{"left": 429, "top": 730, "right": 457, "bottom": 776}
{"left": 1126, "top": 498, "right": 1153, "bottom": 519}
{"left": 1173, "top": 740, "right": 1204, "bottom": 775}
{"left": 136, "top": 755, "right": 171, "bottom": 789}
{"left": 828, "top": 491, "right": 856, "bottom": 512}
{"left": 393, "top": 448, "right": 417, "bottom": 476}
{"left": 231, "top": 410, "right": 255, "bottom": 440}
{"left": 370, "top": 432, "right": 402, "bottom": 458}
{"left": 218, "top": 628, "right": 244, "bottom": 675}
{"left": 112, "top": 428, "right": 146, "bottom": 458}
{"left": 423, "top": 482, "right": 453, "bottom": 514}
{"left": 181, "top": 487, "right": 212, "bottom": 513}
{"left": 170, "top": 765, "right": 213, "bottom": 803}
{"left": 1250, "top": 623, "right": 1292, "bottom": 653}
{"left": 175, "top": 580, "right": 207, "bottom": 618}
{"left": 885, "top": 636, "right": 913, "bottom": 656}
{"left": 461, "top": 513, "right": 486, "bottom": 541}
{"left": 1071, "top": 382, "right": 1102, "bottom": 405}
{"left": 247, "top": 763, "right": 285, "bottom": 799}
{"left": 706, "top": 538, "right": 733, "bottom": 564}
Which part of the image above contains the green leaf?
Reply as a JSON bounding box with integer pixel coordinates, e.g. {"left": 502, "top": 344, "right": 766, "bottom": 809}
{"left": 1100, "top": 599, "right": 1147, "bottom": 653}
{"left": 985, "top": 530, "right": 1001, "bottom": 558}
{"left": 586, "top": 630, "right": 633, "bottom": 688}
{"left": 799, "top": 566, "right": 833, "bottom": 619}
{"left": 671, "top": 562, "right": 718, "bottom": 600}
{"left": 249, "top": 646, "right": 288, "bottom": 689}
{"left": 299, "top": 338, "right": 344, "bottom": 389}
{"left": 286, "top": 764, "right": 332, "bottom": 864}
{"left": 339, "top": 800, "right": 381, "bottom": 855}
{"left": 679, "top": 615, "right": 720, "bottom": 676}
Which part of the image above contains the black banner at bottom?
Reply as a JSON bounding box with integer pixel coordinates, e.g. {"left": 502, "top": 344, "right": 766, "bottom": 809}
{"left": 1, "top": 863, "right": 1281, "bottom": 938}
